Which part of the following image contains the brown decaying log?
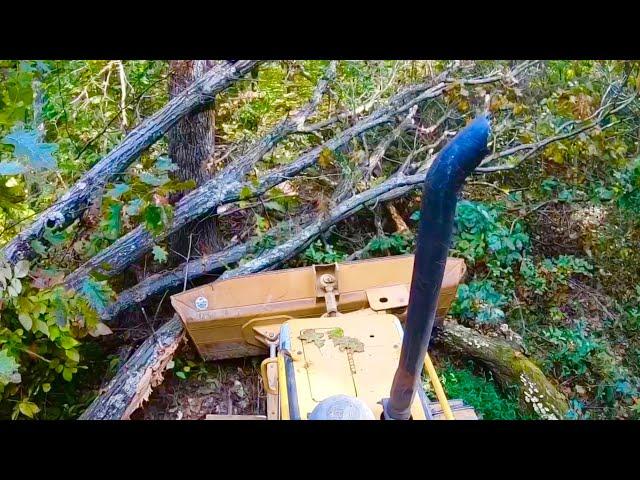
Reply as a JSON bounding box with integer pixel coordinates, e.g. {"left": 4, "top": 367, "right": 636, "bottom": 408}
{"left": 437, "top": 321, "right": 569, "bottom": 419}
{"left": 0, "top": 61, "right": 260, "bottom": 265}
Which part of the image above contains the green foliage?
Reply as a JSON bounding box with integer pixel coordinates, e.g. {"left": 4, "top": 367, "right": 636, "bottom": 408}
{"left": 367, "top": 233, "right": 412, "bottom": 256}
{"left": 80, "top": 277, "right": 115, "bottom": 312}
{"left": 451, "top": 280, "right": 508, "bottom": 324}
{"left": 152, "top": 245, "right": 168, "bottom": 263}
{"left": 1, "top": 59, "right": 640, "bottom": 420}
{"left": 616, "top": 158, "right": 640, "bottom": 217}
{"left": 542, "top": 323, "right": 599, "bottom": 377}
{"left": 302, "top": 240, "right": 346, "bottom": 265}
{"left": 2, "top": 126, "right": 58, "bottom": 171}
{"left": 0, "top": 349, "right": 21, "bottom": 386}
{"left": 431, "top": 361, "right": 530, "bottom": 420}
{"left": 453, "top": 200, "right": 529, "bottom": 270}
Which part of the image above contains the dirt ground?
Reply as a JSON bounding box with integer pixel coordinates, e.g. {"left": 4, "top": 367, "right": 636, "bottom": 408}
{"left": 131, "top": 343, "right": 266, "bottom": 420}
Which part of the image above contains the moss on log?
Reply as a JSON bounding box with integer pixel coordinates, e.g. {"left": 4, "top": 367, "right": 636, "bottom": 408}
{"left": 438, "top": 321, "right": 569, "bottom": 419}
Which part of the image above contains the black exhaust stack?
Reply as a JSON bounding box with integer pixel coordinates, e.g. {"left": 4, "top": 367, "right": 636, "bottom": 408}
{"left": 384, "top": 115, "right": 491, "bottom": 420}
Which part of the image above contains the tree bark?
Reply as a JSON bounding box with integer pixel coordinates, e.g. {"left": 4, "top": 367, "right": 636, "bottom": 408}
{"left": 0, "top": 60, "right": 260, "bottom": 266}
{"left": 79, "top": 316, "right": 185, "bottom": 420}
{"left": 168, "top": 60, "right": 222, "bottom": 260}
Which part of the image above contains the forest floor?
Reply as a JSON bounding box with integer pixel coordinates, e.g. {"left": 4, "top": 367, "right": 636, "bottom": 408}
{"left": 131, "top": 344, "right": 264, "bottom": 420}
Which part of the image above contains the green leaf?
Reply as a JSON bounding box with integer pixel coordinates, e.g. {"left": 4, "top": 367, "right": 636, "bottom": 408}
{"left": 152, "top": 245, "right": 168, "bottom": 263}
{"left": 13, "top": 260, "right": 29, "bottom": 278}
{"left": 42, "top": 383, "right": 51, "bottom": 393}
{"left": 264, "top": 201, "right": 286, "bottom": 213}
{"left": 43, "top": 228, "right": 67, "bottom": 246}
{"left": 239, "top": 186, "right": 253, "bottom": 200}
{"left": 51, "top": 289, "right": 68, "bottom": 328}
{"left": 143, "top": 205, "right": 163, "bottom": 233}
{"left": 59, "top": 336, "right": 80, "bottom": 350}
{"left": 2, "top": 127, "right": 58, "bottom": 171}
{"left": 65, "top": 349, "right": 80, "bottom": 362}
{"left": 8, "top": 277, "right": 22, "bottom": 296}
{"left": 155, "top": 155, "right": 178, "bottom": 172}
{"left": 62, "top": 367, "right": 73, "bottom": 382}
{"left": 106, "top": 183, "right": 130, "bottom": 200}
{"left": 30, "top": 240, "right": 47, "bottom": 255}
{"left": 35, "top": 319, "right": 50, "bottom": 337}
{"left": 0, "top": 161, "right": 26, "bottom": 176}
{"left": 0, "top": 349, "right": 21, "bottom": 386}
{"left": 175, "top": 371, "right": 187, "bottom": 380}
{"left": 103, "top": 202, "right": 123, "bottom": 239}
{"left": 139, "top": 172, "right": 169, "bottom": 186}
{"left": 80, "top": 277, "right": 114, "bottom": 312}
{"left": 124, "top": 198, "right": 143, "bottom": 216}
{"left": 18, "top": 401, "right": 40, "bottom": 418}
{"left": 18, "top": 312, "right": 32, "bottom": 331}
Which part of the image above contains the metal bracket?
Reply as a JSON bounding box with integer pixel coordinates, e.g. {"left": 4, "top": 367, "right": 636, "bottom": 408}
{"left": 241, "top": 316, "right": 290, "bottom": 348}
{"left": 365, "top": 284, "right": 410, "bottom": 311}
{"left": 313, "top": 263, "right": 340, "bottom": 317}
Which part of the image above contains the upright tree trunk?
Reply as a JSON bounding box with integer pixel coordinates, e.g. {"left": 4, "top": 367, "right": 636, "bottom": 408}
{"left": 168, "top": 60, "right": 222, "bottom": 261}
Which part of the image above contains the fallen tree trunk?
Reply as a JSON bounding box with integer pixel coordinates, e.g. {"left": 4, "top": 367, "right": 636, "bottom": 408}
{"left": 103, "top": 242, "right": 249, "bottom": 321}
{"left": 437, "top": 321, "right": 569, "bottom": 419}
{"left": 99, "top": 108, "right": 615, "bottom": 323}
{"left": 83, "top": 173, "right": 575, "bottom": 419}
{"left": 99, "top": 165, "right": 440, "bottom": 323}
{"left": 1, "top": 60, "right": 260, "bottom": 266}
{"left": 66, "top": 63, "right": 537, "bottom": 291}
{"left": 82, "top": 169, "right": 432, "bottom": 418}
{"left": 64, "top": 61, "right": 337, "bottom": 289}
{"left": 79, "top": 315, "right": 185, "bottom": 420}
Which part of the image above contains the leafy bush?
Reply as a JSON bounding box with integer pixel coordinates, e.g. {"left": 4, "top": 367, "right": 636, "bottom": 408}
{"left": 430, "top": 361, "right": 530, "bottom": 420}
{"left": 366, "top": 232, "right": 413, "bottom": 256}
{"left": 450, "top": 280, "right": 508, "bottom": 324}
{"left": 302, "top": 240, "right": 346, "bottom": 265}
{"left": 615, "top": 157, "right": 640, "bottom": 217}
{"left": 452, "top": 200, "right": 529, "bottom": 270}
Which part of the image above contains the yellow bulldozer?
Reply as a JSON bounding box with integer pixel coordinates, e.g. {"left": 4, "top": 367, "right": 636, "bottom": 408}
{"left": 171, "top": 114, "right": 492, "bottom": 420}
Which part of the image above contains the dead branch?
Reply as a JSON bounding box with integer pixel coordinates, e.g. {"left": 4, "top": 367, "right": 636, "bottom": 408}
{"left": 477, "top": 91, "right": 637, "bottom": 173}
{"left": 70, "top": 64, "right": 532, "bottom": 290}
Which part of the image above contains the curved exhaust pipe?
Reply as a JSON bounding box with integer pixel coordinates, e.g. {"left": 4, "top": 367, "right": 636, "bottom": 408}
{"left": 384, "top": 114, "right": 491, "bottom": 420}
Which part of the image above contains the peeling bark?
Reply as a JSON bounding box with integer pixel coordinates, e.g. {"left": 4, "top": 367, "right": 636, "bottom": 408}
{"left": 79, "top": 316, "right": 185, "bottom": 420}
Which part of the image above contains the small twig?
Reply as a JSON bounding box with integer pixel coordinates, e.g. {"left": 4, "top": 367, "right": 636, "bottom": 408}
{"left": 117, "top": 61, "right": 128, "bottom": 130}
{"left": 183, "top": 234, "right": 193, "bottom": 292}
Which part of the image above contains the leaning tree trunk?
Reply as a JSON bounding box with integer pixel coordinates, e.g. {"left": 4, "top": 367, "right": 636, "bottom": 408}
{"left": 437, "top": 321, "right": 569, "bottom": 419}
{"left": 168, "top": 60, "right": 222, "bottom": 260}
